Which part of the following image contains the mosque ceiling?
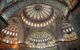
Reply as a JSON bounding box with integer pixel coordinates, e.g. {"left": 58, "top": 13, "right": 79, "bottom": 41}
{"left": 0, "top": 0, "right": 79, "bottom": 50}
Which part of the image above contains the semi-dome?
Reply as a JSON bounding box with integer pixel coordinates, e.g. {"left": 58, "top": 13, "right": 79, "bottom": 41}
{"left": 25, "top": 30, "right": 57, "bottom": 49}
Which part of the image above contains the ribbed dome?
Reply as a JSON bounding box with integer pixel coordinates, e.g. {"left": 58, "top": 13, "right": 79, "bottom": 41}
{"left": 24, "top": 4, "right": 53, "bottom": 21}
{"left": 21, "top": 4, "right": 55, "bottom": 28}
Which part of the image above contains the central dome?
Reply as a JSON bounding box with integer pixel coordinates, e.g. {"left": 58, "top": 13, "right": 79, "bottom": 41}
{"left": 21, "top": 4, "right": 55, "bottom": 28}
{"left": 23, "top": 4, "right": 53, "bottom": 21}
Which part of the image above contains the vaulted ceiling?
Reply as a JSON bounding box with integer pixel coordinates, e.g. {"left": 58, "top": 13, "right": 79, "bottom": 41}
{"left": 0, "top": 0, "right": 80, "bottom": 50}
